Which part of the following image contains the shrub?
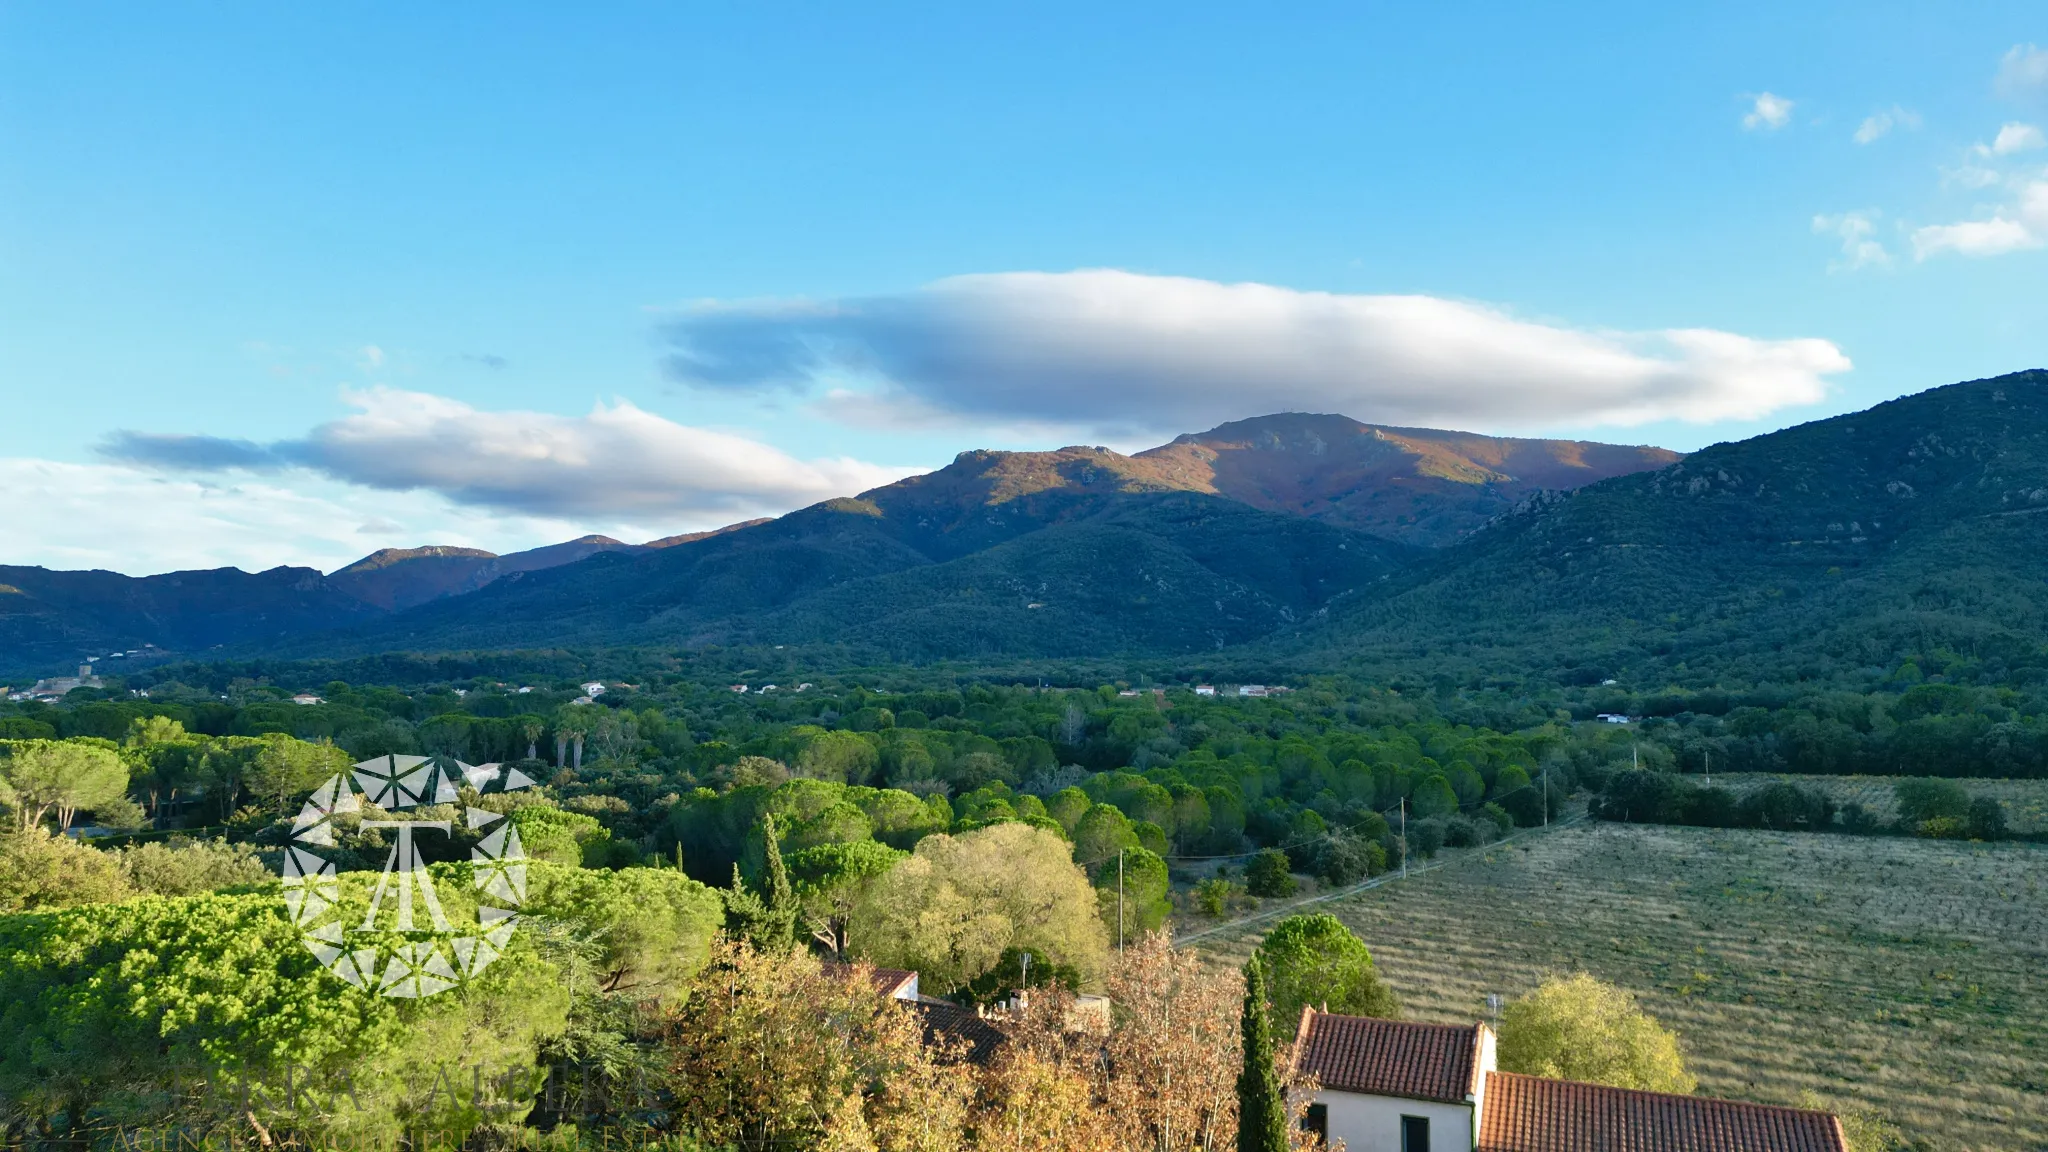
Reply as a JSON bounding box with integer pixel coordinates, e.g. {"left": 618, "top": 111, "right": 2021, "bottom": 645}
{"left": 1893, "top": 778, "right": 1969, "bottom": 827}
{"left": 1244, "top": 848, "right": 1297, "bottom": 898}
{"left": 1192, "top": 876, "right": 1240, "bottom": 916}
{"left": 1914, "top": 816, "right": 1969, "bottom": 840}
{"left": 1407, "top": 817, "right": 1446, "bottom": 858}
{"left": 1444, "top": 815, "right": 1497, "bottom": 848}
{"left": 1965, "top": 797, "right": 2007, "bottom": 841}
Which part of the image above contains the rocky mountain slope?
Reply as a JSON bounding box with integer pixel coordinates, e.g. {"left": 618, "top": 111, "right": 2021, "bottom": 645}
{"left": 1138, "top": 414, "right": 1680, "bottom": 546}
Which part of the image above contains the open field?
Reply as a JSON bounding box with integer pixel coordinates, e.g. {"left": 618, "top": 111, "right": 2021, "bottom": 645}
{"left": 1190, "top": 819, "right": 2048, "bottom": 1151}
{"left": 1710, "top": 773, "right": 2048, "bottom": 836}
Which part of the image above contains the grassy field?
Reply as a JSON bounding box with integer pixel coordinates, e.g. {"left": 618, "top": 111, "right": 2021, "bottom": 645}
{"left": 1190, "top": 818, "right": 2048, "bottom": 1151}
{"left": 1710, "top": 773, "right": 2048, "bottom": 836}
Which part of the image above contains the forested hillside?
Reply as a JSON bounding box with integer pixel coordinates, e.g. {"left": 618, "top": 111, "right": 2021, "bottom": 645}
{"left": 1294, "top": 369, "right": 2048, "bottom": 687}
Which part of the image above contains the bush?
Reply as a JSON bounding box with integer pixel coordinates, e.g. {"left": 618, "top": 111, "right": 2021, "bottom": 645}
{"left": 1407, "top": 818, "right": 1446, "bottom": 858}
{"left": 1966, "top": 796, "right": 2007, "bottom": 841}
{"left": 1915, "top": 816, "right": 1969, "bottom": 840}
{"left": 1192, "top": 876, "right": 1241, "bottom": 916}
{"left": 1444, "top": 815, "right": 1497, "bottom": 848}
{"left": 1480, "top": 802, "right": 1514, "bottom": 835}
{"left": 1894, "top": 778, "right": 1969, "bottom": 827}
{"left": 1312, "top": 833, "right": 1380, "bottom": 886}
{"left": 1245, "top": 848, "right": 1297, "bottom": 898}
{"left": 1839, "top": 802, "right": 1882, "bottom": 835}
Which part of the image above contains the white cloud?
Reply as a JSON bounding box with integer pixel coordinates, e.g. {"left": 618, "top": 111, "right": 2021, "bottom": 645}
{"left": 358, "top": 344, "right": 386, "bottom": 371}
{"left": 1812, "top": 212, "right": 1891, "bottom": 269}
{"left": 101, "top": 388, "right": 921, "bottom": 522}
{"left": 0, "top": 458, "right": 606, "bottom": 575}
{"left": 1996, "top": 44, "right": 2048, "bottom": 98}
{"left": 1912, "top": 175, "right": 2048, "bottom": 259}
{"left": 1743, "top": 92, "right": 1794, "bottom": 131}
{"left": 661, "top": 270, "right": 1852, "bottom": 437}
{"left": 1987, "top": 122, "right": 2046, "bottom": 155}
{"left": 1854, "top": 106, "right": 1920, "bottom": 144}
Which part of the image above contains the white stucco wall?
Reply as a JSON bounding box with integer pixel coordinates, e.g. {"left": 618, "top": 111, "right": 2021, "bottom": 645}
{"left": 1313, "top": 1090, "right": 1473, "bottom": 1152}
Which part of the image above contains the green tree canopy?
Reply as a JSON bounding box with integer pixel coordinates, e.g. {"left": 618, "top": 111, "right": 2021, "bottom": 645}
{"left": 850, "top": 822, "right": 1108, "bottom": 993}
{"left": 1498, "top": 973, "right": 1695, "bottom": 1094}
{"left": 0, "top": 739, "right": 128, "bottom": 830}
{"left": 1255, "top": 913, "right": 1400, "bottom": 1029}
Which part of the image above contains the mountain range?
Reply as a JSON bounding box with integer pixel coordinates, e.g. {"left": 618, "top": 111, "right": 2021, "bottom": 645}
{"left": 5, "top": 374, "right": 2045, "bottom": 687}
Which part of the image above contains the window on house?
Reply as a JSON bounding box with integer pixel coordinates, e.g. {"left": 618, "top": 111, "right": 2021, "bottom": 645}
{"left": 1301, "top": 1104, "right": 1327, "bottom": 1140}
{"left": 1400, "top": 1115, "right": 1430, "bottom": 1152}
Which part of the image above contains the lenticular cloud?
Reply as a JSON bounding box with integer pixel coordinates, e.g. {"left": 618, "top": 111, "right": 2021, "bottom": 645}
{"left": 661, "top": 270, "right": 1850, "bottom": 435}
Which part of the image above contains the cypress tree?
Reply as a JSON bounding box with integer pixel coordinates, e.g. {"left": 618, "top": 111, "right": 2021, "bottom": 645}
{"left": 759, "top": 811, "right": 799, "bottom": 952}
{"left": 1237, "top": 953, "right": 1289, "bottom": 1152}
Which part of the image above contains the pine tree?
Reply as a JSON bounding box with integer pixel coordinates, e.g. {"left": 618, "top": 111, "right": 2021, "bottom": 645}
{"left": 1236, "top": 954, "right": 1289, "bottom": 1152}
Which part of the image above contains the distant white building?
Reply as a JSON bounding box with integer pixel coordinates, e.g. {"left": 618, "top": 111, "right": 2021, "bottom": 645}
{"left": 291, "top": 693, "right": 324, "bottom": 706}
{"left": 27, "top": 665, "right": 102, "bottom": 699}
{"left": 1596, "top": 713, "right": 1633, "bottom": 724}
{"left": 581, "top": 681, "right": 607, "bottom": 697}
{"left": 568, "top": 695, "right": 596, "bottom": 706}
{"left": 1239, "top": 684, "right": 1270, "bottom": 698}
{"left": 729, "top": 684, "right": 748, "bottom": 693}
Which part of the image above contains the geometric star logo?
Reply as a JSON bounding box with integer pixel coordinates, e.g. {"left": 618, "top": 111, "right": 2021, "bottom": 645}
{"left": 282, "top": 755, "right": 540, "bottom": 998}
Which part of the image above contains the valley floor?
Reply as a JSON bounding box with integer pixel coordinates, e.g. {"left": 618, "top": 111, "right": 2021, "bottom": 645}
{"left": 1192, "top": 820, "right": 2048, "bottom": 1152}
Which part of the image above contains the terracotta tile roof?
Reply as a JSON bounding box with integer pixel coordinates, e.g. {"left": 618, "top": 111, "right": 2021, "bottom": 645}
{"left": 910, "top": 1001, "right": 1009, "bottom": 1067}
{"left": 867, "top": 967, "right": 918, "bottom": 998}
{"left": 1479, "top": 1072, "right": 1848, "bottom": 1152}
{"left": 1291, "top": 1009, "right": 1485, "bottom": 1103}
{"left": 820, "top": 962, "right": 918, "bottom": 999}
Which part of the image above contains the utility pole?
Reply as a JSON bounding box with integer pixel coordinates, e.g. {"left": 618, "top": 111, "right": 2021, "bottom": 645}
{"left": 1116, "top": 850, "right": 1125, "bottom": 954}
{"left": 1704, "top": 748, "right": 1711, "bottom": 784}
{"left": 1541, "top": 767, "right": 1549, "bottom": 826}
{"left": 1399, "top": 798, "right": 1408, "bottom": 879}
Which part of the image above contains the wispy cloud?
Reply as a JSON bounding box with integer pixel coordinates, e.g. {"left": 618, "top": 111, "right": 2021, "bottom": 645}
{"left": 1854, "top": 106, "right": 1920, "bottom": 144}
{"left": 1813, "top": 212, "right": 1891, "bottom": 270}
{"left": 101, "top": 388, "right": 919, "bottom": 520}
{"left": 463, "top": 353, "right": 511, "bottom": 370}
{"left": 1743, "top": 92, "right": 1794, "bottom": 131}
{"left": 659, "top": 270, "right": 1851, "bottom": 438}
{"left": 1996, "top": 44, "right": 2048, "bottom": 99}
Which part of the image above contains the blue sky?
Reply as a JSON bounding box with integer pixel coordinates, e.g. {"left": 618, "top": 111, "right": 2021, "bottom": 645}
{"left": 2, "top": 2, "right": 2045, "bottom": 573}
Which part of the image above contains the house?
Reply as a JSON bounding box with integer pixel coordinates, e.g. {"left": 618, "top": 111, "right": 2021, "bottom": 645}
{"left": 1596, "top": 713, "right": 1633, "bottom": 724}
{"left": 1292, "top": 1008, "right": 1847, "bottom": 1152}
{"left": 568, "top": 695, "right": 596, "bottom": 706}
{"left": 1239, "top": 684, "right": 1269, "bottom": 698}
{"left": 1118, "top": 689, "right": 1142, "bottom": 697}
{"left": 581, "top": 681, "right": 607, "bottom": 697}
{"left": 1292, "top": 1013, "right": 1493, "bottom": 1152}
{"left": 291, "top": 693, "right": 324, "bottom": 705}
{"left": 1195, "top": 684, "right": 1217, "bottom": 696}
{"left": 729, "top": 684, "right": 748, "bottom": 693}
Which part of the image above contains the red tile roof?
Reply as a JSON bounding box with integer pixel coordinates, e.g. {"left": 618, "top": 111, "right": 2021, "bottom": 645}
{"left": 1479, "top": 1073, "right": 1848, "bottom": 1152}
{"left": 1291, "top": 1009, "right": 1485, "bottom": 1103}
{"left": 821, "top": 962, "right": 918, "bottom": 999}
